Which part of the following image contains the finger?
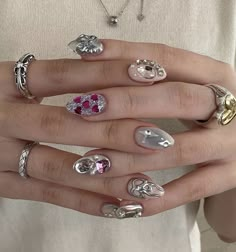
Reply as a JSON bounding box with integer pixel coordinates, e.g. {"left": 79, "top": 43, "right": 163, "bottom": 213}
{"left": 0, "top": 58, "right": 164, "bottom": 99}
{"left": 84, "top": 127, "right": 235, "bottom": 177}
{"left": 81, "top": 39, "right": 235, "bottom": 86}
{"left": 0, "top": 102, "right": 160, "bottom": 154}
{"left": 4, "top": 143, "right": 164, "bottom": 201}
{"left": 139, "top": 161, "right": 236, "bottom": 216}
{"left": 73, "top": 82, "right": 216, "bottom": 121}
{"left": 0, "top": 172, "right": 120, "bottom": 217}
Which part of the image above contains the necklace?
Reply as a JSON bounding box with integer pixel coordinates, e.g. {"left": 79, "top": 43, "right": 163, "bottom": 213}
{"left": 137, "top": 0, "right": 145, "bottom": 21}
{"left": 99, "top": 0, "right": 131, "bottom": 26}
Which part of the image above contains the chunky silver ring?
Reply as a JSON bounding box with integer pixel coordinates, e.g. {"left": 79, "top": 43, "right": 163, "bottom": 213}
{"left": 19, "top": 142, "right": 38, "bottom": 179}
{"left": 14, "top": 53, "right": 36, "bottom": 99}
{"left": 196, "top": 84, "right": 236, "bottom": 127}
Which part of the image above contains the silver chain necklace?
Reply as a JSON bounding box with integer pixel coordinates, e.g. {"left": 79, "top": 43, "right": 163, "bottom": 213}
{"left": 99, "top": 0, "right": 131, "bottom": 26}
{"left": 137, "top": 0, "right": 145, "bottom": 21}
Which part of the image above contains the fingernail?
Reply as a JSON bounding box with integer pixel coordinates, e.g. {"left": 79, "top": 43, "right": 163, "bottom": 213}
{"left": 68, "top": 34, "right": 104, "bottom": 55}
{"left": 73, "top": 155, "right": 111, "bottom": 175}
{"left": 102, "top": 203, "right": 143, "bottom": 219}
{"left": 135, "top": 127, "right": 174, "bottom": 149}
{"left": 128, "top": 178, "right": 165, "bottom": 199}
{"left": 128, "top": 59, "right": 167, "bottom": 82}
{"left": 66, "top": 94, "right": 106, "bottom": 116}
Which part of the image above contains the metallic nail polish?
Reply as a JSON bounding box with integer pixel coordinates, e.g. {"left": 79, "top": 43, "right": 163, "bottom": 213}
{"left": 128, "top": 59, "right": 167, "bottom": 82}
{"left": 73, "top": 155, "right": 111, "bottom": 175}
{"left": 66, "top": 93, "right": 106, "bottom": 116}
{"left": 128, "top": 178, "right": 165, "bottom": 199}
{"left": 68, "top": 34, "right": 104, "bottom": 55}
{"left": 135, "top": 127, "right": 174, "bottom": 149}
{"left": 102, "top": 204, "right": 143, "bottom": 219}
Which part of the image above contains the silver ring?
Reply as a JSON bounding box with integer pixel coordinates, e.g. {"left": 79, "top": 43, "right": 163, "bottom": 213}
{"left": 102, "top": 204, "right": 143, "bottom": 219}
{"left": 14, "top": 53, "right": 36, "bottom": 99}
{"left": 196, "top": 84, "right": 236, "bottom": 127}
{"left": 19, "top": 142, "right": 38, "bottom": 179}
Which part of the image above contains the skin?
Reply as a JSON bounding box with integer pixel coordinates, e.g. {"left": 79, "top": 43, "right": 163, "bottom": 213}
{"left": 0, "top": 39, "right": 236, "bottom": 241}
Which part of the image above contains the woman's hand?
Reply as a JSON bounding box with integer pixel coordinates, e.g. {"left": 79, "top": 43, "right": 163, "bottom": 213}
{"left": 1, "top": 35, "right": 236, "bottom": 220}
{"left": 0, "top": 52, "right": 169, "bottom": 219}
{"left": 73, "top": 37, "right": 236, "bottom": 217}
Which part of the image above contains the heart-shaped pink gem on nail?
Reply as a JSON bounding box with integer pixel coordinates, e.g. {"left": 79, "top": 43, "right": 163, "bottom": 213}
{"left": 66, "top": 94, "right": 106, "bottom": 116}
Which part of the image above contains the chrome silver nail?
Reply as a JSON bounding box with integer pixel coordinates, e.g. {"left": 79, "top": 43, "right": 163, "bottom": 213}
{"left": 128, "top": 59, "right": 167, "bottom": 82}
{"left": 68, "top": 34, "right": 104, "bottom": 55}
{"left": 128, "top": 178, "right": 165, "bottom": 199}
{"left": 135, "top": 127, "right": 174, "bottom": 149}
{"left": 73, "top": 155, "right": 111, "bottom": 175}
{"left": 102, "top": 204, "right": 143, "bottom": 219}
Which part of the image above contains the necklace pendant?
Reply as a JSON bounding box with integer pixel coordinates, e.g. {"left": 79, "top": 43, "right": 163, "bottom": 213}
{"left": 108, "top": 16, "right": 118, "bottom": 26}
{"left": 137, "top": 14, "right": 145, "bottom": 21}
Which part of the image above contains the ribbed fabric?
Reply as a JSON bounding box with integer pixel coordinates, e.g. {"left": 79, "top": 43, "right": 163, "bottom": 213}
{"left": 0, "top": 1, "right": 235, "bottom": 251}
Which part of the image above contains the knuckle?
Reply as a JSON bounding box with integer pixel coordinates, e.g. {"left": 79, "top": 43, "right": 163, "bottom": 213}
{"left": 171, "top": 140, "right": 189, "bottom": 165}
{"left": 120, "top": 89, "right": 138, "bottom": 114}
{"left": 172, "top": 133, "right": 223, "bottom": 166}
{"left": 41, "top": 155, "right": 68, "bottom": 182}
{"left": 39, "top": 109, "right": 65, "bottom": 138}
{"left": 168, "top": 84, "right": 197, "bottom": 113}
{"left": 103, "top": 121, "right": 119, "bottom": 145}
{"left": 46, "top": 59, "right": 71, "bottom": 86}
{"left": 202, "top": 136, "right": 223, "bottom": 161}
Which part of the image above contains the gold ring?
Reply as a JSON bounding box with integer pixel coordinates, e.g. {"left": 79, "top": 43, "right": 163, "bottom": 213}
{"left": 196, "top": 84, "right": 236, "bottom": 127}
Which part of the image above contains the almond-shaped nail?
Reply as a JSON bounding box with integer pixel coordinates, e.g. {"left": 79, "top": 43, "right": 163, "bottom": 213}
{"left": 66, "top": 94, "right": 106, "bottom": 116}
{"left": 135, "top": 127, "right": 174, "bottom": 149}
{"left": 102, "top": 203, "right": 143, "bottom": 219}
{"left": 73, "top": 155, "right": 111, "bottom": 175}
{"left": 68, "top": 34, "right": 104, "bottom": 55}
{"left": 128, "top": 59, "right": 167, "bottom": 82}
{"left": 128, "top": 178, "right": 165, "bottom": 199}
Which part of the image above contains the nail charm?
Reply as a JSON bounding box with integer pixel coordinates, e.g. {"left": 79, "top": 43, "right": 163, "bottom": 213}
{"left": 102, "top": 204, "right": 143, "bottom": 219}
{"left": 128, "top": 178, "right": 165, "bottom": 199}
{"left": 135, "top": 127, "right": 174, "bottom": 149}
{"left": 73, "top": 155, "right": 111, "bottom": 175}
{"left": 66, "top": 94, "right": 106, "bottom": 116}
{"left": 128, "top": 59, "right": 167, "bottom": 82}
{"left": 68, "top": 34, "right": 104, "bottom": 55}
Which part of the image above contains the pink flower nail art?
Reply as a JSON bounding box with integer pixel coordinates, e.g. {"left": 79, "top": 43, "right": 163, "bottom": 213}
{"left": 66, "top": 94, "right": 106, "bottom": 116}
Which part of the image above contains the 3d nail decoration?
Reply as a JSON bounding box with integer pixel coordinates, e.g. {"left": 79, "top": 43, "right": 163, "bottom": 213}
{"left": 68, "top": 34, "right": 104, "bottom": 55}
{"left": 73, "top": 155, "right": 111, "bottom": 175}
{"left": 66, "top": 94, "right": 106, "bottom": 116}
